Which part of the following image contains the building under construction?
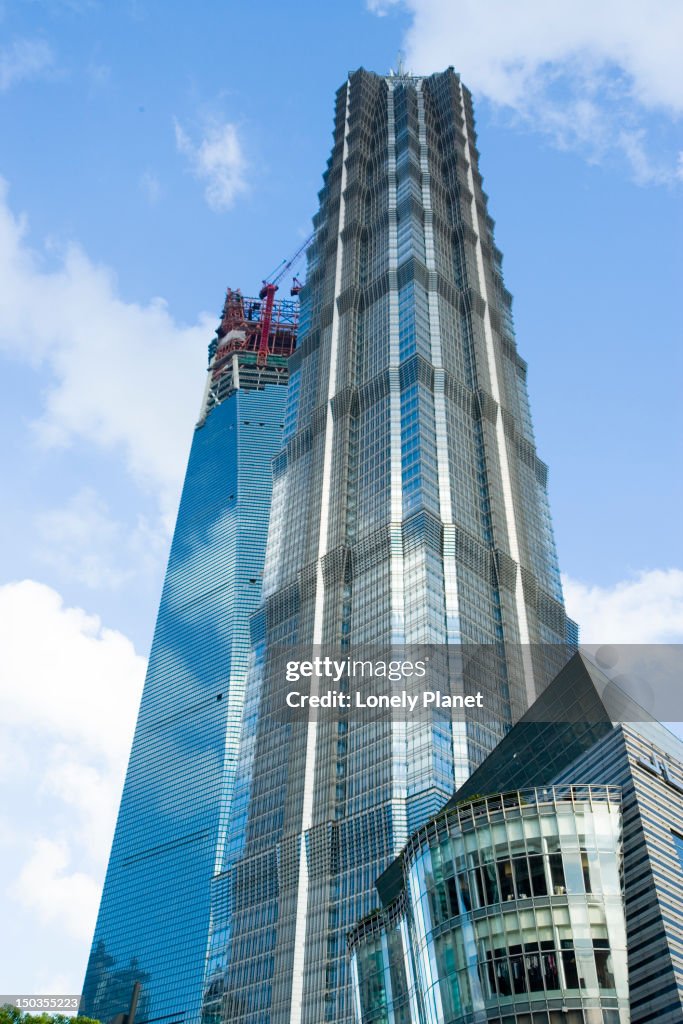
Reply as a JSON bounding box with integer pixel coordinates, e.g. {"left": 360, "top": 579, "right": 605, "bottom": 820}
{"left": 198, "top": 286, "right": 299, "bottom": 424}
{"left": 198, "top": 234, "right": 310, "bottom": 423}
{"left": 81, "top": 265, "right": 302, "bottom": 1024}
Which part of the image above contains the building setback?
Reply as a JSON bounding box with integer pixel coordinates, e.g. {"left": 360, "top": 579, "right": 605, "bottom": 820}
{"left": 201, "top": 67, "right": 575, "bottom": 1024}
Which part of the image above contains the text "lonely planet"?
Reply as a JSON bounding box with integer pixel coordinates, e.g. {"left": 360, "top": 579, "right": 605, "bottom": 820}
{"left": 285, "top": 691, "right": 485, "bottom": 711}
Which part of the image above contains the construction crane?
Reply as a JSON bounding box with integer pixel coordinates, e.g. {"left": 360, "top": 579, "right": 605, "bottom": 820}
{"left": 210, "top": 232, "right": 315, "bottom": 394}
{"left": 257, "top": 232, "right": 314, "bottom": 366}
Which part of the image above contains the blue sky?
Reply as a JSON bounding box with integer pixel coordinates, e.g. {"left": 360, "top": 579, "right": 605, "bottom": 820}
{"left": 0, "top": 0, "right": 682, "bottom": 999}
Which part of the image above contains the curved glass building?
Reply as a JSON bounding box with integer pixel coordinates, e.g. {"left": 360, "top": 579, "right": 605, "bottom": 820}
{"left": 349, "top": 787, "right": 628, "bottom": 1024}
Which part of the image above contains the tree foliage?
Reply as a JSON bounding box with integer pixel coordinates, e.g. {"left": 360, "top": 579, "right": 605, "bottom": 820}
{"left": 0, "top": 1007, "right": 100, "bottom": 1024}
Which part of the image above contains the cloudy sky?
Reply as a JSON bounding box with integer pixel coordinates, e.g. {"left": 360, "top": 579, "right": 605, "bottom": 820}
{"left": 0, "top": 0, "right": 682, "bottom": 999}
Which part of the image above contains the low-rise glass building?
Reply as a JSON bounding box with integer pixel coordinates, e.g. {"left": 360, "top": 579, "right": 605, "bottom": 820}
{"left": 447, "top": 650, "right": 683, "bottom": 1023}
{"left": 349, "top": 786, "right": 628, "bottom": 1024}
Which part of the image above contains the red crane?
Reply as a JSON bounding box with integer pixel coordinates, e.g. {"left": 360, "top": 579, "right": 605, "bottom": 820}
{"left": 257, "top": 233, "right": 313, "bottom": 366}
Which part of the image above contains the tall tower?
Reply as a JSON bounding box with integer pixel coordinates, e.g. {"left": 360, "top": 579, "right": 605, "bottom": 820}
{"left": 81, "top": 292, "right": 297, "bottom": 1023}
{"left": 202, "top": 68, "right": 575, "bottom": 1024}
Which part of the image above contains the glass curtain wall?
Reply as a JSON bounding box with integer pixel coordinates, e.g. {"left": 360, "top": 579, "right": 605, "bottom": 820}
{"left": 349, "top": 788, "right": 628, "bottom": 1024}
{"left": 203, "top": 69, "right": 576, "bottom": 1024}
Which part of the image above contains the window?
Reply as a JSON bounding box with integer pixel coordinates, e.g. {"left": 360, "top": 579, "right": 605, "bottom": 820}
{"left": 581, "top": 852, "right": 592, "bottom": 894}
{"left": 548, "top": 853, "right": 566, "bottom": 894}
{"left": 594, "top": 939, "right": 615, "bottom": 990}
{"left": 671, "top": 830, "right": 683, "bottom": 873}
{"left": 513, "top": 857, "right": 531, "bottom": 899}
{"left": 561, "top": 944, "right": 579, "bottom": 989}
{"left": 529, "top": 855, "right": 548, "bottom": 897}
{"left": 498, "top": 860, "right": 515, "bottom": 901}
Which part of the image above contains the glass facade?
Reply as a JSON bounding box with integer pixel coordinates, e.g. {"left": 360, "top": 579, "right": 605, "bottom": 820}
{"left": 83, "top": 67, "right": 580, "bottom": 1024}
{"left": 81, "top": 335, "right": 291, "bottom": 1023}
{"left": 349, "top": 788, "right": 628, "bottom": 1024}
{"left": 443, "top": 651, "right": 683, "bottom": 1023}
{"left": 201, "top": 69, "right": 576, "bottom": 1024}
{"left": 554, "top": 721, "right": 683, "bottom": 1023}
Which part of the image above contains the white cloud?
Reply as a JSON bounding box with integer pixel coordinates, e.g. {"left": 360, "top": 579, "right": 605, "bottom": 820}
{"left": 35, "top": 487, "right": 130, "bottom": 589}
{"left": 31, "top": 0, "right": 98, "bottom": 11}
{"left": 175, "top": 117, "right": 248, "bottom": 211}
{"left": 139, "top": 168, "right": 162, "bottom": 204}
{"left": 0, "top": 38, "right": 54, "bottom": 92}
{"left": 86, "top": 60, "right": 111, "bottom": 89}
{"left": 44, "top": 748, "right": 126, "bottom": 863}
{"left": 12, "top": 839, "right": 101, "bottom": 942}
{"left": 34, "top": 486, "right": 167, "bottom": 589}
{"left": 0, "top": 176, "right": 212, "bottom": 515}
{"left": 0, "top": 579, "right": 145, "bottom": 955}
{"left": 369, "top": 0, "right": 683, "bottom": 183}
{"left": 563, "top": 568, "right": 683, "bottom": 643}
{"left": 0, "top": 578, "right": 144, "bottom": 768}
{"left": 565, "top": 570, "right": 683, "bottom": 724}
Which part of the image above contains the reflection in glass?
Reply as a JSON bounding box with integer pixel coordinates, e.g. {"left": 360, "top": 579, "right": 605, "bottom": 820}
{"left": 349, "top": 788, "right": 628, "bottom": 1024}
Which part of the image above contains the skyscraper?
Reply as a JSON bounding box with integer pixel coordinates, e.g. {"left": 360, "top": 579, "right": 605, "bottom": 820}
{"left": 81, "top": 292, "right": 297, "bottom": 1023}
{"left": 201, "top": 67, "right": 576, "bottom": 1024}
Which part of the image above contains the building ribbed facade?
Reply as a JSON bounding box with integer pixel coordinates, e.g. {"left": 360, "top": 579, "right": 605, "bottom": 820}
{"left": 555, "top": 721, "right": 683, "bottom": 1022}
{"left": 201, "top": 68, "right": 575, "bottom": 1024}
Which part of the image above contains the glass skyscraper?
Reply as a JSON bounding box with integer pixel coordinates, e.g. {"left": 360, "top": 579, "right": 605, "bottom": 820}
{"left": 81, "top": 293, "right": 295, "bottom": 1023}
{"left": 201, "top": 68, "right": 575, "bottom": 1024}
